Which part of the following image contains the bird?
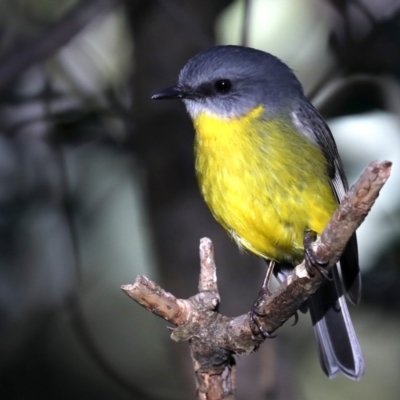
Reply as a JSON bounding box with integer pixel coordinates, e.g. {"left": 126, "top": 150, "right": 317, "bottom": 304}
{"left": 152, "top": 45, "right": 364, "bottom": 380}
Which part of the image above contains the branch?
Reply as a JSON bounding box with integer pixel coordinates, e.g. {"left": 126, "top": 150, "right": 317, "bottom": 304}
{"left": 0, "top": 0, "right": 120, "bottom": 92}
{"left": 122, "top": 160, "right": 391, "bottom": 399}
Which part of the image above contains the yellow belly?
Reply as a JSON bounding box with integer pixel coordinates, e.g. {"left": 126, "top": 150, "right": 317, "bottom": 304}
{"left": 194, "top": 106, "right": 338, "bottom": 263}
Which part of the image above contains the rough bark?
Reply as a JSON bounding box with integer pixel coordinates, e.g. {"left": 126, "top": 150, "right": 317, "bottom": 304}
{"left": 122, "top": 160, "right": 392, "bottom": 399}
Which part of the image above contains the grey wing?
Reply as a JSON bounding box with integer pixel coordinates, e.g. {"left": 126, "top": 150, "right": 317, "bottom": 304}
{"left": 292, "top": 99, "right": 361, "bottom": 304}
{"left": 292, "top": 100, "right": 347, "bottom": 200}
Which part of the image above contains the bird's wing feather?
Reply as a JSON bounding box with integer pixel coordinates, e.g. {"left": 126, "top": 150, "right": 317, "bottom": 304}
{"left": 292, "top": 99, "right": 361, "bottom": 304}
{"left": 292, "top": 100, "right": 347, "bottom": 199}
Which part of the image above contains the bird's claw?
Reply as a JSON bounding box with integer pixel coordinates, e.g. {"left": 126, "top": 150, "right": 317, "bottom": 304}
{"left": 250, "top": 288, "right": 277, "bottom": 338}
{"left": 304, "top": 229, "right": 332, "bottom": 280}
{"left": 250, "top": 307, "right": 277, "bottom": 339}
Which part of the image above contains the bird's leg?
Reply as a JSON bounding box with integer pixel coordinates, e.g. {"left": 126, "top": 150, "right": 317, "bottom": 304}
{"left": 260, "top": 259, "right": 275, "bottom": 296}
{"left": 250, "top": 260, "right": 277, "bottom": 338}
{"left": 303, "top": 229, "right": 331, "bottom": 280}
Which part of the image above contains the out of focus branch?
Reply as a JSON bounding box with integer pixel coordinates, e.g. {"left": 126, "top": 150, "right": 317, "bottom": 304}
{"left": 0, "top": 0, "right": 120, "bottom": 91}
{"left": 241, "top": 0, "right": 254, "bottom": 46}
{"left": 122, "top": 160, "right": 391, "bottom": 400}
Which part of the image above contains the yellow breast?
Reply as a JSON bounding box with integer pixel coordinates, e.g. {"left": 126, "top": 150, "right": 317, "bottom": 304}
{"left": 193, "top": 106, "right": 337, "bottom": 263}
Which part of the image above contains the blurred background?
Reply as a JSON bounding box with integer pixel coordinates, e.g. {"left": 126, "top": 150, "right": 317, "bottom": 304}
{"left": 0, "top": 0, "right": 399, "bottom": 399}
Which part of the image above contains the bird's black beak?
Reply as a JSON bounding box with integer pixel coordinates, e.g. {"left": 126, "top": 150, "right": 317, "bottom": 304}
{"left": 151, "top": 86, "right": 185, "bottom": 100}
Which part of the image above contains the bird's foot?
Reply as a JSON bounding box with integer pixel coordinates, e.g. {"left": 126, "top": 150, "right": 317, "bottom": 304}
{"left": 250, "top": 260, "right": 277, "bottom": 338}
{"left": 250, "top": 289, "right": 277, "bottom": 339}
{"left": 304, "top": 229, "right": 331, "bottom": 280}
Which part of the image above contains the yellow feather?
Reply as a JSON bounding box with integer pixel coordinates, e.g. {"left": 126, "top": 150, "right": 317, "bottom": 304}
{"left": 193, "top": 106, "right": 337, "bottom": 263}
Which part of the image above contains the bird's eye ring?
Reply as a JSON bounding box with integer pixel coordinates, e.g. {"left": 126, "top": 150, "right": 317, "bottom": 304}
{"left": 214, "top": 79, "right": 232, "bottom": 94}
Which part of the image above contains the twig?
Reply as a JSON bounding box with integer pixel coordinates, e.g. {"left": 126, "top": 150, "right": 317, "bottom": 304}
{"left": 0, "top": 0, "right": 120, "bottom": 92}
{"left": 122, "top": 160, "right": 391, "bottom": 399}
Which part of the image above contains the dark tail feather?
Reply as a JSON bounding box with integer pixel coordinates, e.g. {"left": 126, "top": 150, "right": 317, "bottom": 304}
{"left": 309, "top": 265, "right": 364, "bottom": 380}
{"left": 341, "top": 233, "right": 362, "bottom": 305}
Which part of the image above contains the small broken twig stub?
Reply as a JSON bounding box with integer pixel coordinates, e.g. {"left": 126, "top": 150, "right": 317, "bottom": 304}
{"left": 121, "top": 160, "right": 392, "bottom": 400}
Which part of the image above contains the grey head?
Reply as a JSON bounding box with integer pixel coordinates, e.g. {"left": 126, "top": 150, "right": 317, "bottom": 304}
{"left": 152, "top": 45, "right": 304, "bottom": 119}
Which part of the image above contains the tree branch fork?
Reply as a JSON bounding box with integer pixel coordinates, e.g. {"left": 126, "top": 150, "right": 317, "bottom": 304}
{"left": 121, "top": 160, "right": 391, "bottom": 399}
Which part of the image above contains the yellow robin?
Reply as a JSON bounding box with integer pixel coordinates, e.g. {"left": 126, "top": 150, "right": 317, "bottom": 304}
{"left": 152, "top": 45, "right": 364, "bottom": 380}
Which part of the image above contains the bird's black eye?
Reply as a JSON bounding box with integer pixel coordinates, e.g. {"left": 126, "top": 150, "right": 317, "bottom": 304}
{"left": 214, "top": 79, "right": 232, "bottom": 94}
